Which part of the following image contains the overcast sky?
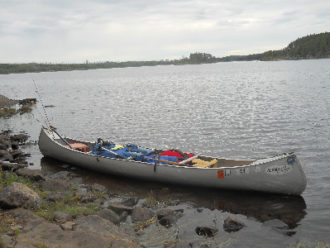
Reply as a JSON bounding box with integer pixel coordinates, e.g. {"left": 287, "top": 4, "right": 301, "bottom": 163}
{"left": 1, "top": 0, "right": 329, "bottom": 63}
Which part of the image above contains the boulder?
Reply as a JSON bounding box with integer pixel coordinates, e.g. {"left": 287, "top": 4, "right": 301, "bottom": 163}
{"left": 75, "top": 184, "right": 92, "bottom": 194}
{"left": 40, "top": 178, "right": 70, "bottom": 192}
{"left": 96, "top": 209, "right": 121, "bottom": 225}
{"left": 9, "top": 150, "right": 24, "bottom": 160}
{"left": 0, "top": 161, "right": 27, "bottom": 171}
{"left": 223, "top": 216, "right": 245, "bottom": 233}
{"left": 156, "top": 208, "right": 175, "bottom": 220}
{"left": 121, "top": 197, "right": 138, "bottom": 207}
{"left": 7, "top": 208, "right": 141, "bottom": 248}
{"left": 60, "top": 221, "right": 76, "bottom": 231}
{"left": 10, "top": 134, "right": 29, "bottom": 143}
{"left": 0, "top": 182, "right": 41, "bottom": 209}
{"left": 54, "top": 211, "right": 73, "bottom": 223}
{"left": 16, "top": 168, "right": 45, "bottom": 181}
{"left": 0, "top": 152, "right": 13, "bottom": 162}
{"left": 131, "top": 207, "right": 154, "bottom": 223}
{"left": 107, "top": 203, "right": 134, "bottom": 215}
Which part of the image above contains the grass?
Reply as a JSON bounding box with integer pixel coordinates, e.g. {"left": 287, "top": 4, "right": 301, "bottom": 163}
{"left": 0, "top": 170, "right": 101, "bottom": 221}
{"left": 0, "top": 238, "right": 5, "bottom": 248}
{"left": 144, "top": 192, "right": 159, "bottom": 208}
{"left": 0, "top": 170, "right": 37, "bottom": 192}
{"left": 144, "top": 190, "right": 175, "bottom": 208}
{"left": 0, "top": 107, "right": 16, "bottom": 118}
{"left": 35, "top": 191, "right": 101, "bottom": 221}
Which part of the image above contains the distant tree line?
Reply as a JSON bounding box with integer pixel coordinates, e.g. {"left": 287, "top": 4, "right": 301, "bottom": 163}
{"left": 0, "top": 52, "right": 216, "bottom": 74}
{"left": 217, "top": 32, "right": 330, "bottom": 62}
{"left": 1, "top": 32, "right": 329, "bottom": 74}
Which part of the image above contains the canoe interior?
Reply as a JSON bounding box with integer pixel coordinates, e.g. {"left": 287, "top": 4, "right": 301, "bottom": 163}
{"left": 56, "top": 137, "right": 255, "bottom": 168}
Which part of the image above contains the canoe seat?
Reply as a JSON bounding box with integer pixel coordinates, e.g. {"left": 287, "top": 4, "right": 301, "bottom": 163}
{"left": 192, "top": 158, "right": 218, "bottom": 168}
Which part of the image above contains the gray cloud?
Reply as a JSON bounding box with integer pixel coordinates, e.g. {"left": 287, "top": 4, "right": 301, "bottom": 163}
{"left": 0, "top": 0, "right": 329, "bottom": 62}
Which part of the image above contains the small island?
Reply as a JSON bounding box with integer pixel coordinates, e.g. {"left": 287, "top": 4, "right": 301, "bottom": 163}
{"left": 0, "top": 32, "right": 329, "bottom": 74}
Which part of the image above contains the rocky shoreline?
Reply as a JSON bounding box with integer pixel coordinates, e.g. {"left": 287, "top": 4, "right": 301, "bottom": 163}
{"left": 0, "top": 94, "right": 245, "bottom": 248}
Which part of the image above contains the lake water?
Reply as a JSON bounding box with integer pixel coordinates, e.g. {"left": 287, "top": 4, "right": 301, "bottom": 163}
{"left": 1, "top": 60, "right": 330, "bottom": 247}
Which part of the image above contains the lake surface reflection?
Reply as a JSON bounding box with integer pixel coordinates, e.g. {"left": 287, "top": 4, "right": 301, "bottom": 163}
{"left": 1, "top": 59, "right": 330, "bottom": 247}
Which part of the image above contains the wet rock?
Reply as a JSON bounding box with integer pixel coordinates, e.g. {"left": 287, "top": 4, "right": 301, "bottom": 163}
{"left": 48, "top": 170, "right": 73, "bottom": 180}
{"left": 40, "top": 178, "right": 70, "bottom": 192}
{"left": 0, "top": 161, "right": 27, "bottom": 171}
{"left": 9, "top": 149, "right": 23, "bottom": 159}
{"left": 10, "top": 134, "right": 29, "bottom": 143}
{"left": 0, "top": 152, "right": 14, "bottom": 162}
{"left": 120, "top": 211, "right": 129, "bottom": 222}
{"left": 91, "top": 183, "right": 107, "bottom": 193}
{"left": 75, "top": 215, "right": 141, "bottom": 247}
{"left": 47, "top": 171, "right": 83, "bottom": 185}
{"left": 0, "top": 182, "right": 41, "bottom": 209}
{"left": 96, "top": 209, "right": 121, "bottom": 225}
{"left": 0, "top": 142, "right": 8, "bottom": 150}
{"left": 16, "top": 168, "right": 45, "bottom": 181}
{"left": 121, "top": 197, "right": 139, "bottom": 207}
{"left": 0, "top": 149, "right": 10, "bottom": 158}
{"left": 18, "top": 98, "right": 36, "bottom": 106}
{"left": 7, "top": 208, "right": 141, "bottom": 248}
{"left": 223, "top": 216, "right": 245, "bottom": 233}
{"left": 107, "top": 203, "right": 134, "bottom": 215}
{"left": 54, "top": 211, "right": 73, "bottom": 223}
{"left": 11, "top": 141, "right": 19, "bottom": 150}
{"left": 131, "top": 207, "right": 154, "bottom": 223}
{"left": 60, "top": 221, "right": 76, "bottom": 231}
{"left": 195, "top": 226, "right": 218, "bottom": 237}
{"left": 75, "top": 184, "right": 92, "bottom": 194}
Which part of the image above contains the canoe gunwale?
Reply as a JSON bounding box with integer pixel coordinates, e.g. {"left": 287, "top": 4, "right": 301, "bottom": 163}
{"left": 45, "top": 127, "right": 295, "bottom": 170}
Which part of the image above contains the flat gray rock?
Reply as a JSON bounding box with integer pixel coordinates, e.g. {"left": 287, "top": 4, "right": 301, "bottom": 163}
{"left": 7, "top": 208, "right": 141, "bottom": 248}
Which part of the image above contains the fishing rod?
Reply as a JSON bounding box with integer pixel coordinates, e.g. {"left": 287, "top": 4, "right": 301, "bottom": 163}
{"left": 33, "top": 79, "right": 52, "bottom": 130}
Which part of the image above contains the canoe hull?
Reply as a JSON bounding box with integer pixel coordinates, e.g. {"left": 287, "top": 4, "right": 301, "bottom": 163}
{"left": 38, "top": 127, "right": 307, "bottom": 195}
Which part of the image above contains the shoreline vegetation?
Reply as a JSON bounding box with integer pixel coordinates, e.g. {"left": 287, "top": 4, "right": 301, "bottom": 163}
{"left": 1, "top": 32, "right": 329, "bottom": 75}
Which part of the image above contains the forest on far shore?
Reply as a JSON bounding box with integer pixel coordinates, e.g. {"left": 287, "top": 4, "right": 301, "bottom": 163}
{"left": 1, "top": 32, "right": 329, "bottom": 74}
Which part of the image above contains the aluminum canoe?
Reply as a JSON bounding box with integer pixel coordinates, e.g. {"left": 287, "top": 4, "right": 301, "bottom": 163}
{"left": 38, "top": 127, "right": 307, "bottom": 195}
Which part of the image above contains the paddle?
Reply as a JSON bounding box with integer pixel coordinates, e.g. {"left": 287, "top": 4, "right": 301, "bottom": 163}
{"left": 99, "top": 146, "right": 126, "bottom": 159}
{"left": 49, "top": 126, "right": 72, "bottom": 148}
{"left": 146, "top": 157, "right": 181, "bottom": 166}
{"left": 147, "top": 155, "right": 199, "bottom": 166}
